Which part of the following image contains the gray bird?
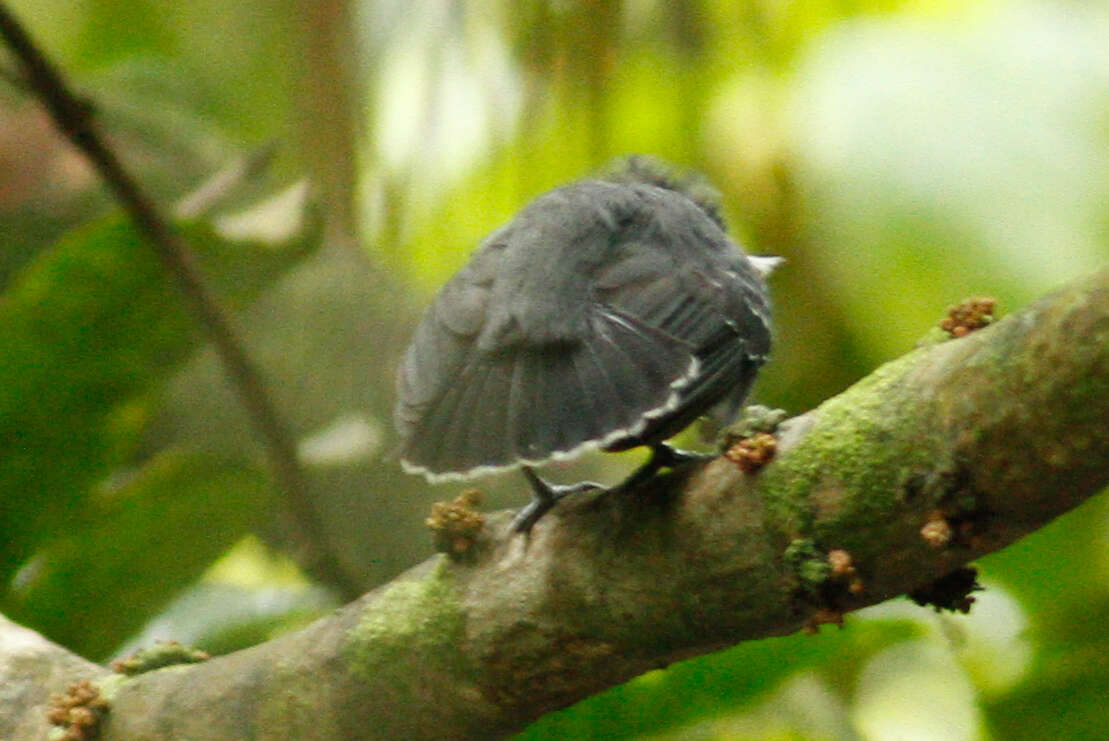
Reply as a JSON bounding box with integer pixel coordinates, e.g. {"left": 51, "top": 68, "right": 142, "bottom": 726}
{"left": 394, "top": 158, "right": 780, "bottom": 531}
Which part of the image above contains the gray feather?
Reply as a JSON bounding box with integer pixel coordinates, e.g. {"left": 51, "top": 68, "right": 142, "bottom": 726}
{"left": 394, "top": 166, "right": 776, "bottom": 481}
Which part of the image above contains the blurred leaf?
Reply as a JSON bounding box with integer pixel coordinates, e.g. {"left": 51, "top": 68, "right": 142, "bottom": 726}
{"left": 175, "top": 583, "right": 336, "bottom": 658}
{"left": 146, "top": 242, "right": 434, "bottom": 591}
{"left": 517, "top": 617, "right": 920, "bottom": 740}
{"left": 788, "top": 4, "right": 1109, "bottom": 359}
{"left": 8, "top": 450, "right": 272, "bottom": 660}
{"left": 111, "top": 536, "right": 337, "bottom": 659}
{"left": 116, "top": 579, "right": 337, "bottom": 660}
{"left": 983, "top": 607, "right": 1109, "bottom": 740}
{"left": 977, "top": 493, "right": 1109, "bottom": 633}
{"left": 645, "top": 671, "right": 854, "bottom": 741}
{"left": 850, "top": 639, "right": 983, "bottom": 741}
{"left": 0, "top": 206, "right": 318, "bottom": 603}
{"left": 75, "top": 0, "right": 178, "bottom": 68}
{"left": 973, "top": 493, "right": 1109, "bottom": 739}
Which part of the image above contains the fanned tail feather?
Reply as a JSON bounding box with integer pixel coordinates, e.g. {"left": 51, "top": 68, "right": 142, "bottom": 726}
{"left": 400, "top": 312, "right": 696, "bottom": 478}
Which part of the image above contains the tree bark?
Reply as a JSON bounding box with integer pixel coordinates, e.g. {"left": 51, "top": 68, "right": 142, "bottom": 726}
{"left": 3, "top": 268, "right": 1107, "bottom": 740}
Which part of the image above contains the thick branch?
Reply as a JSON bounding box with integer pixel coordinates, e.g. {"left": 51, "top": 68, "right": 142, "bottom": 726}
{"left": 3, "top": 269, "right": 1105, "bottom": 739}
{"left": 0, "top": 616, "right": 102, "bottom": 739}
{"left": 0, "top": 5, "right": 357, "bottom": 595}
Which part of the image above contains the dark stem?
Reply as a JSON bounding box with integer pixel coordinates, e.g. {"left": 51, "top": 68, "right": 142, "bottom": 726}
{"left": 0, "top": 4, "right": 358, "bottom": 596}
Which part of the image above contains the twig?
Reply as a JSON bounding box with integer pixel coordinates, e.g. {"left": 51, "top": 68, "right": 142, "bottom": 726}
{"left": 174, "top": 142, "right": 279, "bottom": 220}
{"left": 0, "top": 4, "right": 358, "bottom": 596}
{"left": 0, "top": 59, "right": 29, "bottom": 91}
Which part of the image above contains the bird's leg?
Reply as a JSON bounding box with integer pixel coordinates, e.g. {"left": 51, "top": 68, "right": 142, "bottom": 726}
{"left": 512, "top": 445, "right": 710, "bottom": 533}
{"left": 614, "top": 442, "right": 713, "bottom": 492}
{"left": 512, "top": 467, "right": 602, "bottom": 533}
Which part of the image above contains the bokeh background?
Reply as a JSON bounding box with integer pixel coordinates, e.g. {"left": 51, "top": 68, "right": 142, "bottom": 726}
{"left": 2, "top": 1, "right": 1108, "bottom": 738}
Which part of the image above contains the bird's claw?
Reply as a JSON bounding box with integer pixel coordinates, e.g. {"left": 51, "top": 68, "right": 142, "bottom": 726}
{"left": 512, "top": 468, "right": 602, "bottom": 533}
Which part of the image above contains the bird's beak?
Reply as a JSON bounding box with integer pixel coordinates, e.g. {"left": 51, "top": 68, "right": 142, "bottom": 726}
{"left": 749, "top": 255, "right": 785, "bottom": 277}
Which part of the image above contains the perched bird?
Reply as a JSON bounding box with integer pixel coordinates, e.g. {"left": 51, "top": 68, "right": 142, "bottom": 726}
{"left": 395, "top": 158, "right": 780, "bottom": 531}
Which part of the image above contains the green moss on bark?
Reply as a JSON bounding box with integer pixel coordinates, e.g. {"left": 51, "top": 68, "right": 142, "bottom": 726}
{"left": 345, "top": 558, "right": 467, "bottom": 678}
{"left": 759, "top": 346, "right": 942, "bottom": 545}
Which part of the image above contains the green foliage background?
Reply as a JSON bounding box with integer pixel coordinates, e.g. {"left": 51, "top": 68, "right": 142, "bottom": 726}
{"left": 1, "top": 1, "right": 1107, "bottom": 738}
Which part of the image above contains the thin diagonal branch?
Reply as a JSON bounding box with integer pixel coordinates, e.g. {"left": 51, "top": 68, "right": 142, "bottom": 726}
{"left": 0, "top": 4, "right": 358, "bottom": 596}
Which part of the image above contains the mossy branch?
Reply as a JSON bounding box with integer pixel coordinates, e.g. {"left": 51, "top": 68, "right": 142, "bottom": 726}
{"left": 2, "top": 269, "right": 1107, "bottom": 740}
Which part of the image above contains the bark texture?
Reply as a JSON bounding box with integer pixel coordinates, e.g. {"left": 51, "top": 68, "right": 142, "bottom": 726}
{"left": 2, "top": 268, "right": 1107, "bottom": 740}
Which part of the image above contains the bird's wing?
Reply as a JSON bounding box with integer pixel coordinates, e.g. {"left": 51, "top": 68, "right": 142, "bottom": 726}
{"left": 396, "top": 194, "right": 709, "bottom": 479}
{"left": 396, "top": 300, "right": 699, "bottom": 479}
{"left": 589, "top": 243, "right": 773, "bottom": 444}
{"left": 593, "top": 242, "right": 770, "bottom": 357}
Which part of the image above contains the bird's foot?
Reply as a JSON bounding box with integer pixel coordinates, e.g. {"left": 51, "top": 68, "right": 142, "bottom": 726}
{"left": 511, "top": 446, "right": 711, "bottom": 533}
{"left": 512, "top": 467, "right": 602, "bottom": 533}
{"left": 651, "top": 442, "right": 714, "bottom": 468}
{"left": 613, "top": 442, "right": 713, "bottom": 493}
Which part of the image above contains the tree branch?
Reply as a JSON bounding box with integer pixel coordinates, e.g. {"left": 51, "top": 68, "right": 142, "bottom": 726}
{"left": 0, "top": 4, "right": 358, "bottom": 595}
{"left": 3, "top": 269, "right": 1106, "bottom": 739}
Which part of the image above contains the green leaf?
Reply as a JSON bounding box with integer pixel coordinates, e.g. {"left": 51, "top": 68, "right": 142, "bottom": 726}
{"left": 983, "top": 605, "right": 1109, "bottom": 740}
{"left": 121, "top": 581, "right": 337, "bottom": 659}
{"left": 0, "top": 208, "right": 316, "bottom": 596}
{"left": 7, "top": 449, "right": 272, "bottom": 660}
{"left": 516, "top": 618, "right": 920, "bottom": 740}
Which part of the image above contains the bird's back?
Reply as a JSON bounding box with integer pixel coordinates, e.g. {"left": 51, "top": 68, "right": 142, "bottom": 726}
{"left": 395, "top": 173, "right": 773, "bottom": 481}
